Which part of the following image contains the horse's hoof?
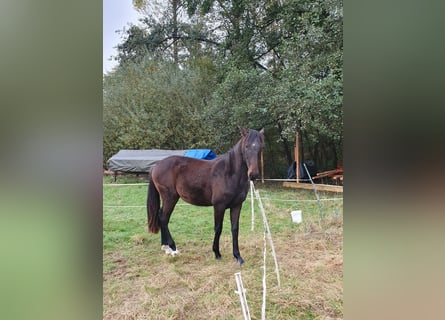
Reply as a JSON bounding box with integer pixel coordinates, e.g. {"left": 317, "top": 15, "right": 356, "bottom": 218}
{"left": 163, "top": 246, "right": 179, "bottom": 256}
{"left": 169, "top": 250, "right": 179, "bottom": 256}
{"left": 237, "top": 257, "right": 245, "bottom": 265}
{"left": 161, "top": 245, "right": 170, "bottom": 251}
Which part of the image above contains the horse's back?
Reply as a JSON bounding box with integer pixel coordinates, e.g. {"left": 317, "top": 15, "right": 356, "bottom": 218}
{"left": 152, "top": 155, "right": 214, "bottom": 177}
{"left": 152, "top": 156, "right": 215, "bottom": 206}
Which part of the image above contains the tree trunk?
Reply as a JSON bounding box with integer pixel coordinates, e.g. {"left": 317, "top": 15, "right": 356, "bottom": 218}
{"left": 172, "top": 0, "right": 179, "bottom": 65}
{"left": 277, "top": 122, "right": 292, "bottom": 164}
{"left": 332, "top": 141, "right": 338, "bottom": 168}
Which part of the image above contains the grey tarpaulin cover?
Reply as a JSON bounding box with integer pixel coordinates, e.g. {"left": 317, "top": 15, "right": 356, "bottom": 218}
{"left": 107, "top": 149, "right": 216, "bottom": 173}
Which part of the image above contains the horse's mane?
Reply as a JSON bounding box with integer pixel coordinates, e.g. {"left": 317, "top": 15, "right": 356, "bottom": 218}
{"left": 218, "top": 136, "right": 246, "bottom": 177}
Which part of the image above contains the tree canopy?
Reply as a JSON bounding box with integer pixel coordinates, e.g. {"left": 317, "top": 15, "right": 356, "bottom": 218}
{"left": 104, "top": 0, "right": 343, "bottom": 177}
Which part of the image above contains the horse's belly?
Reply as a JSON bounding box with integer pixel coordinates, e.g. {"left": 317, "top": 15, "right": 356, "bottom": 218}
{"left": 177, "top": 182, "right": 212, "bottom": 206}
{"left": 180, "top": 192, "right": 212, "bottom": 206}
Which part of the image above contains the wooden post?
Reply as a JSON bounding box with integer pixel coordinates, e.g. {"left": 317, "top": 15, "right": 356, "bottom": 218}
{"left": 295, "top": 131, "right": 300, "bottom": 182}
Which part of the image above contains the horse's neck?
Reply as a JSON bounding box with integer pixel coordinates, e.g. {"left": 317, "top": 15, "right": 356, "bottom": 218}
{"left": 227, "top": 141, "right": 247, "bottom": 179}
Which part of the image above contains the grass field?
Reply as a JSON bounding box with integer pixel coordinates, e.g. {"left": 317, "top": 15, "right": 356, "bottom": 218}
{"left": 103, "top": 176, "right": 343, "bottom": 319}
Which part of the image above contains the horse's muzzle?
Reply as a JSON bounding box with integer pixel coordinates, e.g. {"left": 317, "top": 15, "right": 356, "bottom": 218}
{"left": 249, "top": 172, "right": 259, "bottom": 181}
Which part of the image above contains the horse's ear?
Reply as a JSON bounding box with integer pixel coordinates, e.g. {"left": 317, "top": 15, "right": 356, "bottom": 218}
{"left": 240, "top": 127, "right": 248, "bottom": 137}
{"left": 259, "top": 128, "right": 265, "bottom": 141}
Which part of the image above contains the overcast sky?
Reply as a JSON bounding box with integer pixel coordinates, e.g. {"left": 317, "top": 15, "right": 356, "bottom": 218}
{"left": 103, "top": 0, "right": 142, "bottom": 74}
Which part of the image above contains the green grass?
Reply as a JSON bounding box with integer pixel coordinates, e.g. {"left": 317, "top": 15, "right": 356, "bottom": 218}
{"left": 103, "top": 177, "right": 343, "bottom": 319}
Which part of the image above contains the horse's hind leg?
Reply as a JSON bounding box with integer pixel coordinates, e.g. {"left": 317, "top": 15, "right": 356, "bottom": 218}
{"left": 159, "top": 192, "right": 179, "bottom": 254}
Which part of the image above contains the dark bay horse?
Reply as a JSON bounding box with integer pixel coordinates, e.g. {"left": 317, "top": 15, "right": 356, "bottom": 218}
{"left": 147, "top": 128, "right": 264, "bottom": 265}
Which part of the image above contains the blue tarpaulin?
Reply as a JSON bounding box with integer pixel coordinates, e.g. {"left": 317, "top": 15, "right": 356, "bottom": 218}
{"left": 184, "top": 149, "right": 217, "bottom": 160}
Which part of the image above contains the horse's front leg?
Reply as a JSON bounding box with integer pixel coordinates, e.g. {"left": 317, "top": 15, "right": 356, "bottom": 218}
{"left": 230, "top": 204, "right": 244, "bottom": 265}
{"left": 212, "top": 205, "right": 225, "bottom": 260}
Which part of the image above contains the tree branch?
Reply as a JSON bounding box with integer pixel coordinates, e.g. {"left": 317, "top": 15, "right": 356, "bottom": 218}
{"left": 254, "top": 61, "right": 269, "bottom": 71}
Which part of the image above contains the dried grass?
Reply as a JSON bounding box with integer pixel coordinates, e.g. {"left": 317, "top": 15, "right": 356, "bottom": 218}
{"left": 104, "top": 186, "right": 343, "bottom": 320}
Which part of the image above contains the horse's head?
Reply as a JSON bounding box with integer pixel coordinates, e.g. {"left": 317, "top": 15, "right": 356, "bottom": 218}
{"left": 240, "top": 127, "right": 265, "bottom": 181}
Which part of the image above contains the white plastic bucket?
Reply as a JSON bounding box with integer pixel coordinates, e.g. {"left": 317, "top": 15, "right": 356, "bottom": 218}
{"left": 291, "top": 210, "right": 302, "bottom": 223}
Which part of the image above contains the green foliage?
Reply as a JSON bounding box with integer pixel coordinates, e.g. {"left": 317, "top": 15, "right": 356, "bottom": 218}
{"left": 204, "top": 67, "right": 265, "bottom": 146}
{"left": 103, "top": 57, "right": 218, "bottom": 164}
{"left": 104, "top": 0, "right": 343, "bottom": 174}
{"left": 278, "top": 0, "right": 343, "bottom": 166}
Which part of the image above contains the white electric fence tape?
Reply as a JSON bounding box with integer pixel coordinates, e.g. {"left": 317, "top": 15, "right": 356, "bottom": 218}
{"left": 252, "top": 185, "right": 281, "bottom": 288}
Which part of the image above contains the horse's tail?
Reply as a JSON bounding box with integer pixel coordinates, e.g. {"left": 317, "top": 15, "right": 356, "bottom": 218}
{"left": 147, "top": 180, "right": 161, "bottom": 234}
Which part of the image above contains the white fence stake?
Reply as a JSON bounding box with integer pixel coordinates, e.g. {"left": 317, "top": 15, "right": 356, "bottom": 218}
{"left": 261, "top": 217, "right": 267, "bottom": 320}
{"left": 234, "top": 272, "right": 251, "bottom": 320}
{"left": 250, "top": 181, "right": 255, "bottom": 231}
